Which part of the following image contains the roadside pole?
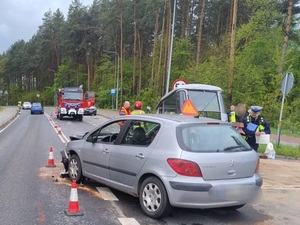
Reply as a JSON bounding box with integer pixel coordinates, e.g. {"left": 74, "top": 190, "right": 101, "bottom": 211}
{"left": 276, "top": 72, "right": 294, "bottom": 147}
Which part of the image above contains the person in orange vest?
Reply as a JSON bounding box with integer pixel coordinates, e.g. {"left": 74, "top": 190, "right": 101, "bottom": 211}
{"left": 119, "top": 101, "right": 131, "bottom": 116}
{"left": 131, "top": 101, "right": 145, "bottom": 115}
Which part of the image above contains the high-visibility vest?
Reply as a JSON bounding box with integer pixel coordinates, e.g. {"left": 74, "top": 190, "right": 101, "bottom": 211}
{"left": 119, "top": 106, "right": 130, "bottom": 116}
{"left": 230, "top": 111, "right": 236, "bottom": 122}
{"left": 246, "top": 116, "right": 265, "bottom": 132}
{"left": 131, "top": 110, "right": 145, "bottom": 115}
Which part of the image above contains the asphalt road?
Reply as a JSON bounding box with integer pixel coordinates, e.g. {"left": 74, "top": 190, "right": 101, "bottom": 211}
{"left": 0, "top": 107, "right": 299, "bottom": 225}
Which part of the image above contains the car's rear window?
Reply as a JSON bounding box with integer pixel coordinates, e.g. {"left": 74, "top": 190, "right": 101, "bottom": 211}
{"left": 176, "top": 123, "right": 251, "bottom": 152}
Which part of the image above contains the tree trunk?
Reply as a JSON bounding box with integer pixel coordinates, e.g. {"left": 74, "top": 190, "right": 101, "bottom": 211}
{"left": 151, "top": 11, "right": 159, "bottom": 87}
{"left": 156, "top": 1, "right": 167, "bottom": 98}
{"left": 138, "top": 31, "right": 142, "bottom": 94}
{"left": 228, "top": 0, "right": 238, "bottom": 105}
{"left": 216, "top": 0, "right": 223, "bottom": 45}
{"left": 226, "top": 0, "right": 233, "bottom": 35}
{"left": 120, "top": 0, "right": 124, "bottom": 104}
{"left": 133, "top": 0, "right": 137, "bottom": 95}
{"left": 279, "top": 0, "right": 294, "bottom": 75}
{"left": 196, "top": 0, "right": 206, "bottom": 67}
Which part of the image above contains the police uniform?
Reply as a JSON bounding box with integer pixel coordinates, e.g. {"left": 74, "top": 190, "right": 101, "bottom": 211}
{"left": 242, "top": 106, "right": 270, "bottom": 151}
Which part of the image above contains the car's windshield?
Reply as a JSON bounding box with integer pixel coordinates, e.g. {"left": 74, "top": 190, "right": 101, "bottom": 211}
{"left": 63, "top": 91, "right": 83, "bottom": 100}
{"left": 177, "top": 124, "right": 251, "bottom": 152}
{"left": 32, "top": 103, "right": 41, "bottom": 107}
{"left": 187, "top": 90, "right": 220, "bottom": 112}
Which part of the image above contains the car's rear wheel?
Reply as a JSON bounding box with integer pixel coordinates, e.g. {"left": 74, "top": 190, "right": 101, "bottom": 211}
{"left": 68, "top": 154, "right": 83, "bottom": 183}
{"left": 139, "top": 176, "right": 172, "bottom": 219}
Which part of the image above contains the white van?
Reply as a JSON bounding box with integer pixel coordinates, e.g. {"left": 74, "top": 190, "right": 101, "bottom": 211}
{"left": 156, "top": 84, "right": 228, "bottom": 122}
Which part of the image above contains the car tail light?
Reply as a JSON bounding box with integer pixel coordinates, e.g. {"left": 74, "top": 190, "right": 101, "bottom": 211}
{"left": 255, "top": 159, "right": 260, "bottom": 173}
{"left": 167, "top": 158, "right": 202, "bottom": 177}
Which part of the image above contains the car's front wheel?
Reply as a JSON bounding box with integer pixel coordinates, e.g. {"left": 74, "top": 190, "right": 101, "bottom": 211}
{"left": 139, "top": 176, "right": 172, "bottom": 219}
{"left": 68, "top": 154, "right": 84, "bottom": 183}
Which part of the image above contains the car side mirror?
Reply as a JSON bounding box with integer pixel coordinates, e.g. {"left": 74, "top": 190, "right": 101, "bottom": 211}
{"left": 92, "top": 136, "right": 98, "bottom": 143}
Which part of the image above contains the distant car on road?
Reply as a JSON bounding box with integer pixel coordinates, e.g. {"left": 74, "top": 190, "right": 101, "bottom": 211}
{"left": 62, "top": 114, "right": 262, "bottom": 218}
{"left": 84, "top": 106, "right": 97, "bottom": 116}
{"left": 22, "top": 101, "right": 31, "bottom": 110}
{"left": 30, "top": 102, "right": 43, "bottom": 114}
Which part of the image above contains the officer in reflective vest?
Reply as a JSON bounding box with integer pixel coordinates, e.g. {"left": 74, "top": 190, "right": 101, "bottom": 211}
{"left": 242, "top": 106, "right": 270, "bottom": 151}
{"left": 228, "top": 105, "right": 236, "bottom": 122}
{"left": 131, "top": 101, "right": 145, "bottom": 115}
{"left": 119, "top": 101, "right": 131, "bottom": 116}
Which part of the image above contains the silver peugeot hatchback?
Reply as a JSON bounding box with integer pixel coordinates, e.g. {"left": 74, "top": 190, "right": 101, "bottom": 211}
{"left": 64, "top": 114, "right": 262, "bottom": 218}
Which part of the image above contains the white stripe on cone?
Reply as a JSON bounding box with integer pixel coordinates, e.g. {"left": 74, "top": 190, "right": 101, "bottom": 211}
{"left": 70, "top": 188, "right": 79, "bottom": 202}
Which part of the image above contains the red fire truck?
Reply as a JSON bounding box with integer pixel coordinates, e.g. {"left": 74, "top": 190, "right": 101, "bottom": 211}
{"left": 56, "top": 87, "right": 85, "bottom": 121}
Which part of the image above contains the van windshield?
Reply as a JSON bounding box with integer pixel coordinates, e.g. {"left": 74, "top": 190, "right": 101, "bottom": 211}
{"left": 188, "top": 90, "right": 220, "bottom": 112}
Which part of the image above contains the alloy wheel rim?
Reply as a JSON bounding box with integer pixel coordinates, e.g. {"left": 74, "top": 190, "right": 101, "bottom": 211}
{"left": 142, "top": 182, "right": 162, "bottom": 212}
{"left": 69, "top": 159, "right": 78, "bottom": 178}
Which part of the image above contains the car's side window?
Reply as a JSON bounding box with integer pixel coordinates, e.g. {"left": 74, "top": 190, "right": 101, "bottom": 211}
{"left": 87, "top": 121, "right": 124, "bottom": 143}
{"left": 121, "top": 120, "right": 160, "bottom": 146}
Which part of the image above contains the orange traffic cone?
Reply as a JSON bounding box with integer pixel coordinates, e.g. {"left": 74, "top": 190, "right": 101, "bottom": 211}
{"left": 54, "top": 122, "right": 58, "bottom": 128}
{"left": 46, "top": 147, "right": 56, "bottom": 167}
{"left": 57, "top": 125, "right": 62, "bottom": 135}
{"left": 65, "top": 180, "right": 84, "bottom": 216}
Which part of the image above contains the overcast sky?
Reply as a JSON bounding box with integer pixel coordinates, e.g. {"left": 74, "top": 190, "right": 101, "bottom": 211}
{"left": 0, "top": 0, "right": 94, "bottom": 54}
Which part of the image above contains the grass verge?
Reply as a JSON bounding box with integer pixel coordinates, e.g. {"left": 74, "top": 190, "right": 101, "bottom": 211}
{"left": 270, "top": 127, "right": 300, "bottom": 138}
{"left": 258, "top": 143, "right": 300, "bottom": 158}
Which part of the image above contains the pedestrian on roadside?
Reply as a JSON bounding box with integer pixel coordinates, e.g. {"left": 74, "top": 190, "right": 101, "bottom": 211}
{"left": 131, "top": 101, "right": 145, "bottom": 115}
{"left": 242, "top": 106, "right": 270, "bottom": 151}
{"left": 119, "top": 101, "right": 131, "bottom": 116}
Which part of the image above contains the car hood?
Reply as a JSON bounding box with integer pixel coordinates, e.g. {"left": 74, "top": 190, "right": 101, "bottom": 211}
{"left": 70, "top": 132, "right": 88, "bottom": 141}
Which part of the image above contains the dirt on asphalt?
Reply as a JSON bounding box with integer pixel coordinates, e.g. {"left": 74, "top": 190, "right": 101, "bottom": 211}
{"left": 252, "top": 158, "right": 300, "bottom": 225}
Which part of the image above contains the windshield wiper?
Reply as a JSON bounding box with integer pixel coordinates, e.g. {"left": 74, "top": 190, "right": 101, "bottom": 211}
{"left": 223, "top": 145, "right": 244, "bottom": 152}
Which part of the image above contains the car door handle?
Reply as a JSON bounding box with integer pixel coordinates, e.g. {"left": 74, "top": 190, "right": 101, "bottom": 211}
{"left": 103, "top": 149, "right": 110, "bottom": 154}
{"left": 136, "top": 153, "right": 145, "bottom": 159}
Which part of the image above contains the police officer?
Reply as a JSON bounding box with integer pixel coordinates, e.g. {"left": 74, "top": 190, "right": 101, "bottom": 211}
{"left": 242, "top": 106, "right": 270, "bottom": 151}
{"left": 119, "top": 101, "right": 131, "bottom": 116}
{"left": 131, "top": 101, "right": 145, "bottom": 115}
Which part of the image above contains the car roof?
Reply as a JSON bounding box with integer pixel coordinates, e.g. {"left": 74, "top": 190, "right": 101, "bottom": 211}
{"left": 116, "top": 114, "right": 227, "bottom": 125}
{"left": 158, "top": 84, "right": 223, "bottom": 103}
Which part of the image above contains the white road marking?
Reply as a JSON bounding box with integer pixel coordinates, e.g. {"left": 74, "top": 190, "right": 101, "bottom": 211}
{"left": 45, "top": 113, "right": 69, "bottom": 143}
{"left": 96, "top": 187, "right": 119, "bottom": 201}
{"left": 118, "top": 218, "right": 140, "bottom": 225}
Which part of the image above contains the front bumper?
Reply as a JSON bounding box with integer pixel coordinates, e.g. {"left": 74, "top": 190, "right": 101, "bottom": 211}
{"left": 163, "top": 174, "right": 262, "bottom": 208}
{"left": 60, "top": 108, "right": 84, "bottom": 115}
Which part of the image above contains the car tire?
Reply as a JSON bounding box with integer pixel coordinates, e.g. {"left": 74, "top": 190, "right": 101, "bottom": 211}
{"left": 68, "top": 154, "right": 84, "bottom": 183}
{"left": 59, "top": 113, "right": 63, "bottom": 120}
{"left": 139, "top": 176, "right": 172, "bottom": 219}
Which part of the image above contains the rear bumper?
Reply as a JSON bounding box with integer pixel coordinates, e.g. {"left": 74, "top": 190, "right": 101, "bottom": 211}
{"left": 163, "top": 174, "right": 262, "bottom": 208}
